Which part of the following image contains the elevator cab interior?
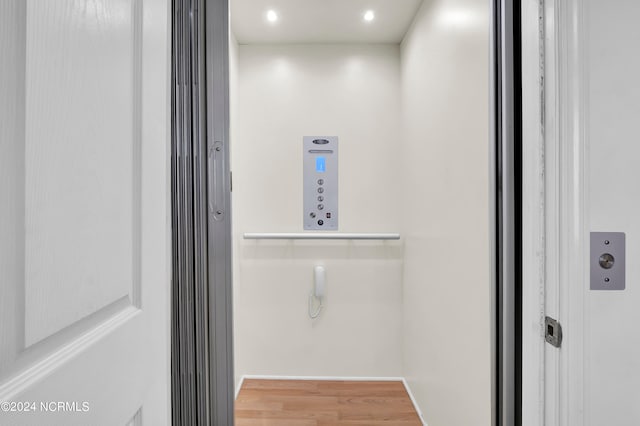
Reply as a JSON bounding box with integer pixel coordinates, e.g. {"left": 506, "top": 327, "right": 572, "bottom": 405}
{"left": 229, "top": 1, "right": 492, "bottom": 425}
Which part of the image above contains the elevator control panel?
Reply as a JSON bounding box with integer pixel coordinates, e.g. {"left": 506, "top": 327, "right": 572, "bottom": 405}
{"left": 303, "top": 136, "right": 338, "bottom": 230}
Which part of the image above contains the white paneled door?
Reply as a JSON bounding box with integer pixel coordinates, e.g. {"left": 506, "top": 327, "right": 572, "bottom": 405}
{"left": 0, "top": 0, "right": 170, "bottom": 425}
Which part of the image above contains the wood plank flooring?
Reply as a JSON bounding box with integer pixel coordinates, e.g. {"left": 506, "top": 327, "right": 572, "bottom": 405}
{"left": 235, "top": 379, "right": 422, "bottom": 426}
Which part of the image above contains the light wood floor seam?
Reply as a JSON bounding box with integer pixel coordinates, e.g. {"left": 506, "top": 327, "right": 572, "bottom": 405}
{"left": 235, "top": 379, "right": 422, "bottom": 425}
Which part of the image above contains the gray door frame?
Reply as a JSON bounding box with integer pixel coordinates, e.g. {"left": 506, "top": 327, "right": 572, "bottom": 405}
{"left": 205, "top": 0, "right": 235, "bottom": 424}
{"left": 171, "top": 0, "right": 234, "bottom": 424}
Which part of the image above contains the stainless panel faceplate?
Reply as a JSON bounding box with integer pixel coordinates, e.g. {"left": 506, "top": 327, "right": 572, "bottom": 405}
{"left": 303, "top": 136, "right": 338, "bottom": 230}
{"left": 590, "top": 232, "right": 625, "bottom": 291}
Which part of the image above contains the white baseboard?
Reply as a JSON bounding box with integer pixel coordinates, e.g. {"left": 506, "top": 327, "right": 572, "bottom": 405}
{"left": 235, "top": 374, "right": 427, "bottom": 426}
{"left": 240, "top": 374, "right": 405, "bottom": 382}
{"left": 401, "top": 377, "right": 427, "bottom": 426}
{"left": 234, "top": 375, "right": 245, "bottom": 400}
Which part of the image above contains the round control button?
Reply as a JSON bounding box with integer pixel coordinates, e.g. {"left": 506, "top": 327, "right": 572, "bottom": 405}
{"left": 317, "top": 196, "right": 324, "bottom": 202}
{"left": 309, "top": 212, "right": 316, "bottom": 218}
{"left": 317, "top": 179, "right": 324, "bottom": 185}
{"left": 599, "top": 253, "right": 615, "bottom": 269}
{"left": 318, "top": 204, "right": 324, "bottom": 210}
{"left": 317, "top": 187, "right": 324, "bottom": 193}
{"left": 318, "top": 220, "right": 324, "bottom": 226}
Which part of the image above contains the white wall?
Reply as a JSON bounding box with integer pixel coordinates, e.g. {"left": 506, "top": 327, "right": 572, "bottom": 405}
{"left": 232, "top": 44, "right": 404, "bottom": 380}
{"left": 585, "top": 1, "right": 640, "bottom": 423}
{"left": 400, "top": 0, "right": 491, "bottom": 425}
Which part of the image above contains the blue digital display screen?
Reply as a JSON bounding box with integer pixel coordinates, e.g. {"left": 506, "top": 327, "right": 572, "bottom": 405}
{"left": 316, "top": 157, "right": 326, "bottom": 173}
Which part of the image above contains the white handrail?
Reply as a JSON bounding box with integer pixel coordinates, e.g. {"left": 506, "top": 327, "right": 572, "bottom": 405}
{"left": 242, "top": 232, "right": 401, "bottom": 240}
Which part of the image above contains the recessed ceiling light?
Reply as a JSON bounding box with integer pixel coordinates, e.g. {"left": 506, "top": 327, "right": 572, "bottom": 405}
{"left": 266, "top": 10, "right": 278, "bottom": 23}
{"left": 363, "top": 10, "right": 375, "bottom": 22}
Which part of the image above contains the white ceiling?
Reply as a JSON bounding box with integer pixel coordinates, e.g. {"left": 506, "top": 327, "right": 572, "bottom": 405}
{"left": 231, "top": 0, "right": 424, "bottom": 44}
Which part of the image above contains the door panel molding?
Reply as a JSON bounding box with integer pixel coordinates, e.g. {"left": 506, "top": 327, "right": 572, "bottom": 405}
{"left": 131, "top": 0, "right": 144, "bottom": 309}
{"left": 0, "top": 0, "right": 26, "bottom": 379}
{"left": 23, "top": 0, "right": 145, "bottom": 347}
{"left": 0, "top": 296, "right": 133, "bottom": 385}
{"left": 0, "top": 306, "right": 139, "bottom": 402}
{"left": 126, "top": 408, "right": 143, "bottom": 426}
{"left": 1, "top": 0, "right": 148, "bottom": 377}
